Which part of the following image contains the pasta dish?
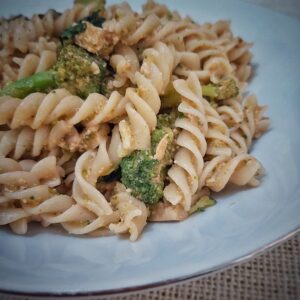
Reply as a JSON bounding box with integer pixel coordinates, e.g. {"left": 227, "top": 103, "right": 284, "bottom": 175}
{"left": 0, "top": 0, "right": 270, "bottom": 241}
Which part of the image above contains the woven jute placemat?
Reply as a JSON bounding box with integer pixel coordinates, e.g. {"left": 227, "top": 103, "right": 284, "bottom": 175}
{"left": 109, "top": 233, "right": 300, "bottom": 300}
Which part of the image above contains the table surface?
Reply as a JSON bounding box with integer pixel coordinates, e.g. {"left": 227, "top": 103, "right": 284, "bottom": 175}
{"left": 0, "top": 1, "right": 299, "bottom": 300}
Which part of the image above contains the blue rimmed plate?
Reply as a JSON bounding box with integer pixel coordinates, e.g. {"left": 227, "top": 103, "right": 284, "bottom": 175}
{"left": 0, "top": 0, "right": 299, "bottom": 297}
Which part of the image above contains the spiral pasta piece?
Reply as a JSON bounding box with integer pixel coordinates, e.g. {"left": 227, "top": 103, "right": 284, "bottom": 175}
{"left": 216, "top": 98, "right": 244, "bottom": 128}
{"left": 0, "top": 156, "right": 63, "bottom": 188}
{"left": 110, "top": 44, "right": 140, "bottom": 88}
{"left": 0, "top": 127, "right": 46, "bottom": 159}
{"left": 45, "top": 203, "right": 117, "bottom": 236}
{"left": 1, "top": 194, "right": 75, "bottom": 235}
{"left": 226, "top": 38, "right": 253, "bottom": 83}
{"left": 229, "top": 95, "right": 270, "bottom": 153}
{"left": 104, "top": 3, "right": 170, "bottom": 48}
{"left": 0, "top": 88, "right": 130, "bottom": 135}
{"left": 180, "top": 38, "right": 234, "bottom": 83}
{"left": 2, "top": 50, "right": 56, "bottom": 85}
{"left": 205, "top": 114, "right": 243, "bottom": 157}
{"left": 27, "top": 36, "right": 58, "bottom": 55}
{"left": 69, "top": 138, "right": 121, "bottom": 234}
{"left": 104, "top": 2, "right": 137, "bottom": 37}
{"left": 109, "top": 191, "right": 148, "bottom": 241}
{"left": 0, "top": 154, "right": 118, "bottom": 236}
{"left": 163, "top": 73, "right": 208, "bottom": 211}
{"left": 0, "top": 122, "right": 109, "bottom": 160}
{"left": 0, "top": 156, "right": 65, "bottom": 233}
{"left": 199, "top": 154, "right": 263, "bottom": 192}
{"left": 142, "top": 0, "right": 173, "bottom": 19}
{"left": 143, "top": 20, "right": 206, "bottom": 51}
{"left": 191, "top": 92, "right": 244, "bottom": 157}
{"left": 0, "top": 36, "right": 58, "bottom": 86}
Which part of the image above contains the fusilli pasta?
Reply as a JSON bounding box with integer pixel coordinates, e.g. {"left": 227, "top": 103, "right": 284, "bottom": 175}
{"left": 164, "top": 73, "right": 208, "bottom": 211}
{"left": 0, "top": 0, "right": 270, "bottom": 241}
{"left": 0, "top": 3, "right": 97, "bottom": 55}
{"left": 2, "top": 50, "right": 56, "bottom": 85}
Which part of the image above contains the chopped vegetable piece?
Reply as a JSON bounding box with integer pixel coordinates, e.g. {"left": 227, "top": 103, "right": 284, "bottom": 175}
{"left": 161, "top": 78, "right": 239, "bottom": 109}
{"left": 120, "top": 113, "right": 177, "bottom": 205}
{"left": 189, "top": 196, "right": 216, "bottom": 214}
{"left": 0, "top": 71, "right": 55, "bottom": 98}
{"left": 121, "top": 150, "right": 164, "bottom": 205}
{"left": 202, "top": 78, "right": 239, "bottom": 101}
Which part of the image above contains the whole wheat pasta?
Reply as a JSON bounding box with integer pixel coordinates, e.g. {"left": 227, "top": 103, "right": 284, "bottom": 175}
{"left": 0, "top": 0, "right": 270, "bottom": 241}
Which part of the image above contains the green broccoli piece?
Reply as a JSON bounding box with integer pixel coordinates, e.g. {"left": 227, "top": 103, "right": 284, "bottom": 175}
{"left": 156, "top": 111, "right": 179, "bottom": 128}
{"left": 189, "top": 196, "right": 216, "bottom": 214}
{"left": 54, "top": 44, "right": 107, "bottom": 97}
{"left": 151, "top": 125, "right": 176, "bottom": 166}
{"left": 0, "top": 44, "right": 107, "bottom": 99}
{"left": 121, "top": 150, "right": 164, "bottom": 205}
{"left": 120, "top": 113, "right": 178, "bottom": 205}
{"left": 161, "top": 78, "right": 239, "bottom": 109}
{"left": 0, "top": 71, "right": 56, "bottom": 99}
{"left": 202, "top": 78, "right": 239, "bottom": 101}
{"left": 151, "top": 127, "right": 170, "bottom": 152}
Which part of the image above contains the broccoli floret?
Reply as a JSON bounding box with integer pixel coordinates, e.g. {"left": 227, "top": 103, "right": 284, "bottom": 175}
{"left": 156, "top": 111, "right": 179, "bottom": 128}
{"left": 54, "top": 44, "right": 107, "bottom": 97}
{"left": 202, "top": 78, "right": 239, "bottom": 101}
{"left": 121, "top": 150, "right": 164, "bottom": 205}
{"left": 161, "top": 78, "right": 239, "bottom": 109}
{"left": 120, "top": 113, "right": 178, "bottom": 205}
{"left": 151, "top": 126, "right": 176, "bottom": 165}
{"left": 151, "top": 127, "right": 169, "bottom": 151}
{"left": 0, "top": 44, "right": 107, "bottom": 98}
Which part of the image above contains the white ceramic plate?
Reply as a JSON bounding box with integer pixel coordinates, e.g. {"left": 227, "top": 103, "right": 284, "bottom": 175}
{"left": 0, "top": 0, "right": 300, "bottom": 297}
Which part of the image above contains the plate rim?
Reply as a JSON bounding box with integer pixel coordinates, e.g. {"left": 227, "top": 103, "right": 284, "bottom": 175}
{"left": 1, "top": 0, "right": 300, "bottom": 297}
{"left": 0, "top": 227, "right": 299, "bottom": 298}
